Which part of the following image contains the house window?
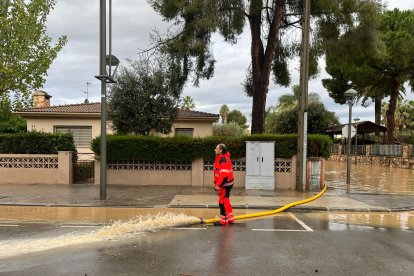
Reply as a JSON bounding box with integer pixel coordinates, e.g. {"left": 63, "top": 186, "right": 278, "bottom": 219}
{"left": 54, "top": 126, "right": 92, "bottom": 147}
{"left": 175, "top": 128, "right": 194, "bottom": 138}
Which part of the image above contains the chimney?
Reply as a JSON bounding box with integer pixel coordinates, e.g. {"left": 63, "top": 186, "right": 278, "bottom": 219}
{"left": 33, "top": 90, "right": 52, "bottom": 108}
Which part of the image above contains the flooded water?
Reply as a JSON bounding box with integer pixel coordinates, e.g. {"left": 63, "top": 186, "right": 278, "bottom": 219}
{"left": 0, "top": 206, "right": 412, "bottom": 258}
{"left": 0, "top": 206, "right": 224, "bottom": 223}
{"left": 304, "top": 211, "right": 414, "bottom": 231}
{"left": 325, "top": 161, "right": 414, "bottom": 195}
{"left": 0, "top": 212, "right": 200, "bottom": 258}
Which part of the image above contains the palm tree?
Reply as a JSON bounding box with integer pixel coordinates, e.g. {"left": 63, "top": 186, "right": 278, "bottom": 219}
{"left": 219, "top": 104, "right": 229, "bottom": 124}
{"left": 275, "top": 85, "right": 321, "bottom": 112}
{"left": 382, "top": 99, "right": 414, "bottom": 131}
{"left": 181, "top": 96, "right": 196, "bottom": 110}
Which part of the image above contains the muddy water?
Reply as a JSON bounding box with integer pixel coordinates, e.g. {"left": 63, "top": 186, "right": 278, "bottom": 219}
{"left": 0, "top": 207, "right": 267, "bottom": 258}
{"left": 0, "top": 212, "right": 200, "bottom": 258}
{"left": 325, "top": 160, "right": 414, "bottom": 195}
{"left": 0, "top": 206, "right": 264, "bottom": 223}
{"left": 304, "top": 211, "right": 414, "bottom": 231}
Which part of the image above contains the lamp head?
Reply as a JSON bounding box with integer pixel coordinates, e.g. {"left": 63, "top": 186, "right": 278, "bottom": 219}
{"left": 105, "top": 54, "right": 120, "bottom": 77}
{"left": 353, "top": 117, "right": 360, "bottom": 122}
{"left": 344, "top": 89, "right": 357, "bottom": 102}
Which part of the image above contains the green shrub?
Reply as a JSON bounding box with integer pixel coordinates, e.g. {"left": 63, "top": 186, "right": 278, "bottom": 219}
{"left": 394, "top": 130, "right": 414, "bottom": 144}
{"left": 0, "top": 131, "right": 77, "bottom": 154}
{"left": 212, "top": 122, "right": 244, "bottom": 137}
{"left": 92, "top": 134, "right": 332, "bottom": 161}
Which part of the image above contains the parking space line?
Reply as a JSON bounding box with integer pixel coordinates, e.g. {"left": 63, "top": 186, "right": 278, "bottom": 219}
{"left": 288, "top": 212, "right": 313, "bottom": 232}
{"left": 171, "top": 227, "right": 207, "bottom": 230}
{"left": 60, "top": 225, "right": 99, "bottom": 228}
{"left": 0, "top": 224, "right": 20, "bottom": 227}
{"left": 252, "top": 229, "right": 309, "bottom": 232}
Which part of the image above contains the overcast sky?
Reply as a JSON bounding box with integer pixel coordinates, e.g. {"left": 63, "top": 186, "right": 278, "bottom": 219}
{"left": 43, "top": 0, "right": 414, "bottom": 125}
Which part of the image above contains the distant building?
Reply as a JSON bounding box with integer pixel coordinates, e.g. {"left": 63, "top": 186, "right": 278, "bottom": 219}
{"left": 15, "top": 91, "right": 219, "bottom": 154}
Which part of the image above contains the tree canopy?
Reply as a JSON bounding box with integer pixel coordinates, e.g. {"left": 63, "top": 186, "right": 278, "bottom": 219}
{"left": 0, "top": 0, "right": 67, "bottom": 98}
{"left": 323, "top": 8, "right": 414, "bottom": 143}
{"left": 181, "top": 95, "right": 196, "bottom": 110}
{"left": 275, "top": 85, "right": 321, "bottom": 112}
{"left": 266, "top": 85, "right": 339, "bottom": 134}
{"left": 148, "top": 0, "right": 382, "bottom": 133}
{"left": 0, "top": 97, "right": 26, "bottom": 134}
{"left": 266, "top": 101, "right": 339, "bottom": 134}
{"left": 219, "top": 104, "right": 229, "bottom": 124}
{"left": 227, "top": 109, "right": 248, "bottom": 129}
{"left": 108, "top": 56, "right": 184, "bottom": 135}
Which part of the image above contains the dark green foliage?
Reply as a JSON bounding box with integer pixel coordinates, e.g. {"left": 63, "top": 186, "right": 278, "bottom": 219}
{"left": 0, "top": 0, "right": 67, "bottom": 97}
{"left": 0, "top": 95, "right": 27, "bottom": 133}
{"left": 394, "top": 130, "right": 414, "bottom": 144}
{"left": 91, "top": 134, "right": 332, "bottom": 161}
{"left": 322, "top": 8, "right": 414, "bottom": 143}
{"left": 149, "top": 0, "right": 382, "bottom": 133}
{"left": 0, "top": 132, "right": 76, "bottom": 154}
{"left": 0, "top": 115, "right": 26, "bottom": 134}
{"left": 266, "top": 102, "right": 340, "bottom": 134}
{"left": 212, "top": 122, "right": 244, "bottom": 137}
{"left": 227, "top": 109, "right": 248, "bottom": 129}
{"left": 108, "top": 57, "right": 182, "bottom": 135}
{"left": 307, "top": 135, "right": 333, "bottom": 159}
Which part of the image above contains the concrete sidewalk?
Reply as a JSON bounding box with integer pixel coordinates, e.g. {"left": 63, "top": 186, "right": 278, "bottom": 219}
{"left": 0, "top": 184, "right": 413, "bottom": 212}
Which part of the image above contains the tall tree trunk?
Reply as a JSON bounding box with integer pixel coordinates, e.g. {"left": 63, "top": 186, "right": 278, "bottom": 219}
{"left": 386, "top": 80, "right": 399, "bottom": 144}
{"left": 249, "top": 0, "right": 285, "bottom": 134}
{"left": 374, "top": 97, "right": 381, "bottom": 125}
{"left": 374, "top": 97, "right": 381, "bottom": 138}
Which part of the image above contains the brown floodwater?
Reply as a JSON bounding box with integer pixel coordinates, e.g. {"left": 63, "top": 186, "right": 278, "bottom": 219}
{"left": 0, "top": 207, "right": 412, "bottom": 258}
{"left": 0, "top": 207, "right": 277, "bottom": 258}
{"left": 324, "top": 160, "right": 414, "bottom": 195}
{"left": 304, "top": 211, "right": 414, "bottom": 231}
{"left": 0, "top": 211, "right": 202, "bottom": 258}
{"left": 0, "top": 206, "right": 264, "bottom": 223}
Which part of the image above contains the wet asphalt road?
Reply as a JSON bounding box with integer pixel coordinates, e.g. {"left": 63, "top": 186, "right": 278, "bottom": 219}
{"left": 1, "top": 212, "right": 413, "bottom": 276}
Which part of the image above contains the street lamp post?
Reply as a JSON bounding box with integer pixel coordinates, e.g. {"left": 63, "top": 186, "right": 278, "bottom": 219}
{"left": 296, "top": 0, "right": 310, "bottom": 192}
{"left": 344, "top": 89, "right": 357, "bottom": 190}
{"left": 353, "top": 117, "right": 360, "bottom": 165}
{"left": 95, "top": 0, "right": 119, "bottom": 200}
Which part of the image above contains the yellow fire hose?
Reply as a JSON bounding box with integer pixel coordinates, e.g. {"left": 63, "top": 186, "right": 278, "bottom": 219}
{"left": 200, "top": 184, "right": 327, "bottom": 224}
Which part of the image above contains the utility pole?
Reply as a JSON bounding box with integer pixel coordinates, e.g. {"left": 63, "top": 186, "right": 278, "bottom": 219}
{"left": 98, "top": 0, "right": 107, "bottom": 200}
{"left": 296, "top": 0, "right": 311, "bottom": 191}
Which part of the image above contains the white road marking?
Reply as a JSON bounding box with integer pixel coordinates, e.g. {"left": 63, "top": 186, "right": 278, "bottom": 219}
{"left": 288, "top": 212, "right": 314, "bottom": 232}
{"left": 0, "top": 224, "right": 20, "bottom": 227}
{"left": 60, "top": 225, "right": 99, "bottom": 228}
{"left": 251, "top": 213, "right": 314, "bottom": 232}
{"left": 252, "top": 229, "right": 310, "bottom": 232}
{"left": 170, "top": 227, "right": 207, "bottom": 230}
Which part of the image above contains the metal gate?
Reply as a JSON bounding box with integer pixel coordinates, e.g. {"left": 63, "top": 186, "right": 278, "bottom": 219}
{"left": 73, "top": 154, "right": 95, "bottom": 183}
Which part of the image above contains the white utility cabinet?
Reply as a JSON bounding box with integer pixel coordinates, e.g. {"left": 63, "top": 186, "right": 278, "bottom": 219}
{"left": 245, "top": 141, "right": 275, "bottom": 189}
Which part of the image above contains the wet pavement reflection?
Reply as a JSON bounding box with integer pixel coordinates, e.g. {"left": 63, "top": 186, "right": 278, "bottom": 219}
{"left": 325, "top": 161, "right": 414, "bottom": 195}
{"left": 304, "top": 211, "right": 414, "bottom": 231}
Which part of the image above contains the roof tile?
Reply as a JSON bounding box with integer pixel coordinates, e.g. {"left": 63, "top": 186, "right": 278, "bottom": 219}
{"left": 16, "top": 103, "right": 219, "bottom": 118}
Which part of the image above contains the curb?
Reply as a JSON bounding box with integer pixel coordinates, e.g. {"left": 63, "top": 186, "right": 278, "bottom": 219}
{"left": 1, "top": 203, "right": 413, "bottom": 212}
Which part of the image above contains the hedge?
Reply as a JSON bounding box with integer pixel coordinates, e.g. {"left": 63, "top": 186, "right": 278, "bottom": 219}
{"left": 0, "top": 132, "right": 77, "bottom": 154}
{"left": 91, "top": 134, "right": 332, "bottom": 162}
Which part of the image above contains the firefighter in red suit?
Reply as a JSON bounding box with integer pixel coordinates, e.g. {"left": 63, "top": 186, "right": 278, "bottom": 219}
{"left": 214, "top": 143, "right": 234, "bottom": 225}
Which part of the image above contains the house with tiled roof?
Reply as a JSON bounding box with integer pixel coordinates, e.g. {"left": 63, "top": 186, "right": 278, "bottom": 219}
{"left": 15, "top": 91, "right": 219, "bottom": 154}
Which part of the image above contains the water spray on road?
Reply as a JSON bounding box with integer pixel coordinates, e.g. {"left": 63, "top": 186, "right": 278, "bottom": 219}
{"left": 0, "top": 185, "right": 328, "bottom": 258}
{"left": 0, "top": 212, "right": 200, "bottom": 258}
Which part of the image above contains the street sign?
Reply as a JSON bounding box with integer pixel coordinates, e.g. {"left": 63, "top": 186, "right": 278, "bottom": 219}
{"left": 342, "top": 125, "right": 356, "bottom": 138}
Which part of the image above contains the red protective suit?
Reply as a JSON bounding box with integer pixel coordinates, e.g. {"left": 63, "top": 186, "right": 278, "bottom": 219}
{"left": 214, "top": 152, "right": 234, "bottom": 225}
